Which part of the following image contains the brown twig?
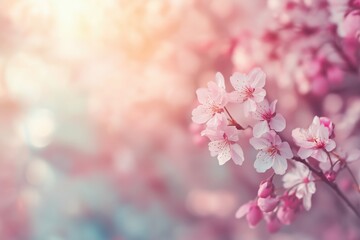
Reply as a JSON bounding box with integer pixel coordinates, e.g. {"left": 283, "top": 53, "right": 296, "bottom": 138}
{"left": 293, "top": 157, "right": 360, "bottom": 219}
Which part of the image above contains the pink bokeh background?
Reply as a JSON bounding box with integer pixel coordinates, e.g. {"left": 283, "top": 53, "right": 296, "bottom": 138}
{"left": 0, "top": 0, "right": 359, "bottom": 239}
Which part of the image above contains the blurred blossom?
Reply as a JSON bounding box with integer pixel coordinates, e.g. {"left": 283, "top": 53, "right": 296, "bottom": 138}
{"left": 0, "top": 0, "right": 357, "bottom": 239}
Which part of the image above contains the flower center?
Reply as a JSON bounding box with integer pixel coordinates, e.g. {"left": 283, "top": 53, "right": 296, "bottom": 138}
{"left": 267, "top": 146, "right": 279, "bottom": 156}
{"left": 243, "top": 86, "right": 255, "bottom": 99}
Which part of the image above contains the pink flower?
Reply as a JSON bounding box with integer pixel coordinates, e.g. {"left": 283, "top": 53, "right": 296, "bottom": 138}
{"left": 202, "top": 114, "right": 244, "bottom": 165}
{"left": 228, "top": 68, "right": 267, "bottom": 116}
{"left": 192, "top": 72, "right": 228, "bottom": 124}
{"left": 343, "top": 10, "right": 360, "bottom": 40}
{"left": 236, "top": 201, "right": 263, "bottom": 228}
{"left": 265, "top": 214, "right": 282, "bottom": 233}
{"left": 292, "top": 116, "right": 336, "bottom": 162}
{"left": 282, "top": 162, "right": 316, "bottom": 210}
{"left": 250, "top": 131, "right": 293, "bottom": 174}
{"left": 252, "top": 99, "right": 286, "bottom": 137}
{"left": 277, "top": 193, "right": 302, "bottom": 225}
{"left": 258, "top": 178, "right": 275, "bottom": 198}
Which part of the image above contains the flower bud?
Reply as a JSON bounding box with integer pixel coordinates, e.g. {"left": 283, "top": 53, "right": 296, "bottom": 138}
{"left": 277, "top": 206, "right": 296, "bottom": 225}
{"left": 257, "top": 197, "right": 279, "bottom": 212}
{"left": 325, "top": 170, "right": 337, "bottom": 182}
{"left": 319, "top": 117, "right": 334, "bottom": 137}
{"left": 258, "top": 179, "right": 274, "bottom": 198}
{"left": 246, "top": 205, "right": 263, "bottom": 228}
{"left": 266, "top": 216, "right": 282, "bottom": 233}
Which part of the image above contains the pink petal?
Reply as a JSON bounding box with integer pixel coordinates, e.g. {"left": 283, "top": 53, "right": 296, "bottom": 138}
{"left": 230, "top": 72, "right": 247, "bottom": 91}
{"left": 235, "top": 201, "right": 252, "bottom": 218}
{"left": 217, "top": 144, "right": 231, "bottom": 165}
{"left": 278, "top": 142, "right": 293, "bottom": 159}
{"left": 325, "top": 139, "right": 336, "bottom": 151}
{"left": 312, "top": 149, "right": 328, "bottom": 162}
{"left": 254, "top": 152, "right": 273, "bottom": 173}
{"left": 215, "top": 72, "right": 225, "bottom": 89}
{"left": 228, "top": 91, "right": 244, "bottom": 103}
{"left": 195, "top": 88, "right": 210, "bottom": 105}
{"left": 248, "top": 68, "right": 266, "bottom": 88}
{"left": 250, "top": 136, "right": 271, "bottom": 150}
{"left": 272, "top": 155, "right": 287, "bottom": 175}
{"left": 257, "top": 197, "right": 279, "bottom": 212}
{"left": 192, "top": 105, "right": 213, "bottom": 124}
{"left": 247, "top": 205, "right": 263, "bottom": 228}
{"left": 252, "top": 88, "right": 266, "bottom": 103}
{"left": 269, "top": 100, "right": 277, "bottom": 114}
{"left": 302, "top": 193, "right": 312, "bottom": 211}
{"left": 253, "top": 121, "right": 270, "bottom": 138}
{"left": 208, "top": 140, "right": 226, "bottom": 156}
{"left": 230, "top": 144, "right": 245, "bottom": 165}
{"left": 269, "top": 114, "right": 286, "bottom": 132}
{"left": 297, "top": 147, "right": 313, "bottom": 159}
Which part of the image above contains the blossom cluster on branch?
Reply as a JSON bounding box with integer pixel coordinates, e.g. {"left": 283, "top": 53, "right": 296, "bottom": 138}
{"left": 192, "top": 68, "right": 360, "bottom": 232}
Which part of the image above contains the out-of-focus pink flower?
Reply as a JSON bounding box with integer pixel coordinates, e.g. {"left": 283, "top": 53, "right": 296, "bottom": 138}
{"left": 257, "top": 196, "right": 279, "bottom": 212}
{"left": 265, "top": 214, "right": 282, "bottom": 233}
{"left": 250, "top": 131, "right": 293, "bottom": 174}
{"left": 192, "top": 72, "right": 228, "bottom": 124}
{"left": 282, "top": 162, "right": 316, "bottom": 210}
{"left": 228, "top": 68, "right": 266, "bottom": 116}
{"left": 258, "top": 179, "right": 275, "bottom": 198}
{"left": 252, "top": 99, "right": 286, "bottom": 137}
{"left": 277, "top": 193, "right": 302, "bottom": 225}
{"left": 202, "top": 114, "right": 244, "bottom": 165}
{"left": 236, "top": 201, "right": 263, "bottom": 228}
{"left": 292, "top": 116, "right": 336, "bottom": 162}
{"left": 343, "top": 10, "right": 360, "bottom": 40}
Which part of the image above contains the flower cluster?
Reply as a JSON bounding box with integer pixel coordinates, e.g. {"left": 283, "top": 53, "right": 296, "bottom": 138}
{"left": 192, "top": 68, "right": 360, "bottom": 233}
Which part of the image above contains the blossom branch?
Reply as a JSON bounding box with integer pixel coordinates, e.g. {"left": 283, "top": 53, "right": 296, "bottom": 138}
{"left": 293, "top": 157, "right": 360, "bottom": 219}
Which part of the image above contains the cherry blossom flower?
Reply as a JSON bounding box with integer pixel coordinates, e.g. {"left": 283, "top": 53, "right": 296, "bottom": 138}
{"left": 192, "top": 72, "right": 228, "bottom": 124}
{"left": 236, "top": 200, "right": 263, "bottom": 228}
{"left": 276, "top": 193, "right": 302, "bottom": 225}
{"left": 282, "top": 162, "right": 316, "bottom": 210}
{"left": 202, "top": 114, "right": 244, "bottom": 165}
{"left": 252, "top": 99, "right": 286, "bottom": 137}
{"left": 228, "top": 68, "right": 267, "bottom": 116}
{"left": 250, "top": 131, "right": 293, "bottom": 174}
{"left": 292, "top": 116, "right": 336, "bottom": 162}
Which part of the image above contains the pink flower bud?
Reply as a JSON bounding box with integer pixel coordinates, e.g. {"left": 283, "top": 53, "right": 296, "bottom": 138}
{"left": 257, "top": 179, "right": 274, "bottom": 198}
{"left": 266, "top": 216, "right": 282, "bottom": 233}
{"left": 277, "top": 206, "right": 296, "bottom": 225}
{"left": 257, "top": 197, "right": 279, "bottom": 212}
{"left": 319, "top": 117, "right": 334, "bottom": 137}
{"left": 246, "top": 205, "right": 263, "bottom": 228}
{"left": 325, "top": 170, "right": 337, "bottom": 182}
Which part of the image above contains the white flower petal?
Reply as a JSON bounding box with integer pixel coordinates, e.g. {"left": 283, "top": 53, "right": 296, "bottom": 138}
{"left": 253, "top": 121, "right": 270, "bottom": 138}
{"left": 215, "top": 72, "right": 225, "bottom": 89}
{"left": 298, "top": 147, "right": 313, "bottom": 159}
{"left": 249, "top": 136, "right": 271, "bottom": 150}
{"left": 230, "top": 144, "right": 245, "bottom": 165}
{"left": 254, "top": 151, "right": 273, "bottom": 173}
{"left": 192, "top": 105, "right": 213, "bottom": 124}
{"left": 269, "top": 114, "right": 286, "bottom": 132}
{"left": 248, "top": 68, "right": 266, "bottom": 88}
{"left": 325, "top": 139, "right": 336, "bottom": 152}
{"left": 217, "top": 144, "right": 231, "bottom": 165}
{"left": 230, "top": 72, "right": 248, "bottom": 91}
{"left": 278, "top": 142, "right": 293, "bottom": 159}
{"left": 272, "top": 155, "right": 288, "bottom": 175}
